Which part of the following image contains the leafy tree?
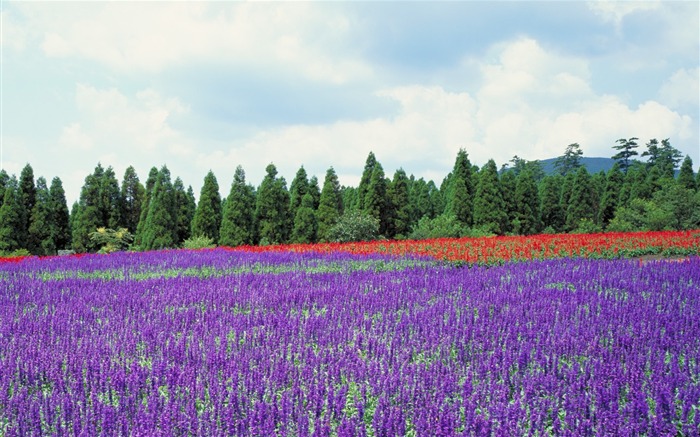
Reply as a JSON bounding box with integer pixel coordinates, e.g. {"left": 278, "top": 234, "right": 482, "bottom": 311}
{"left": 539, "top": 175, "right": 564, "bottom": 232}
{"left": 612, "top": 137, "right": 639, "bottom": 174}
{"left": 316, "top": 167, "right": 343, "bottom": 242}
{"left": 18, "top": 164, "right": 36, "bottom": 250}
{"left": 409, "top": 214, "right": 466, "bottom": 240}
{"left": 289, "top": 166, "right": 310, "bottom": 219}
{"left": 255, "top": 164, "right": 291, "bottom": 245}
{"left": 173, "top": 178, "right": 195, "bottom": 245}
{"left": 291, "top": 193, "right": 317, "bottom": 243}
{"left": 607, "top": 198, "right": 673, "bottom": 232}
{"left": 120, "top": 166, "right": 144, "bottom": 233}
{"left": 642, "top": 138, "right": 683, "bottom": 178}
{"left": 28, "top": 177, "right": 54, "bottom": 255}
{"left": 444, "top": 148, "right": 474, "bottom": 226}
{"left": 599, "top": 163, "right": 624, "bottom": 228}
{"left": 0, "top": 177, "right": 23, "bottom": 253}
{"left": 134, "top": 167, "right": 159, "bottom": 247}
{"left": 48, "top": 177, "right": 71, "bottom": 251}
{"left": 677, "top": 156, "right": 696, "bottom": 191}
{"left": 355, "top": 152, "right": 378, "bottom": 211}
{"left": 565, "top": 166, "right": 596, "bottom": 231}
{"left": 89, "top": 227, "right": 133, "bottom": 253}
{"left": 554, "top": 143, "right": 583, "bottom": 176}
{"left": 652, "top": 179, "right": 699, "bottom": 230}
{"left": 191, "top": 170, "right": 222, "bottom": 243}
{"left": 386, "top": 168, "right": 411, "bottom": 238}
{"left": 513, "top": 169, "right": 541, "bottom": 235}
{"left": 363, "top": 162, "right": 389, "bottom": 235}
{"left": 220, "top": 165, "right": 257, "bottom": 247}
{"left": 327, "top": 210, "right": 379, "bottom": 243}
{"left": 472, "top": 160, "right": 507, "bottom": 234}
{"left": 140, "top": 166, "right": 177, "bottom": 250}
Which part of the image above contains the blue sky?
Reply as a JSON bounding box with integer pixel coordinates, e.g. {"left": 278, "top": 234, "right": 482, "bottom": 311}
{"left": 2, "top": 1, "right": 698, "bottom": 204}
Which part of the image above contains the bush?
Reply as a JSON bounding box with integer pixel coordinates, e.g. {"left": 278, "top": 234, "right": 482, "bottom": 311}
{"left": 571, "top": 218, "right": 602, "bottom": 234}
{"left": 409, "top": 214, "right": 466, "bottom": 240}
{"left": 90, "top": 227, "right": 133, "bottom": 254}
{"left": 327, "top": 211, "right": 380, "bottom": 243}
{"left": 182, "top": 235, "right": 216, "bottom": 250}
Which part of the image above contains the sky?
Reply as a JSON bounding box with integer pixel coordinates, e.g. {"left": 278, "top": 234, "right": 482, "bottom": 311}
{"left": 2, "top": 1, "right": 699, "bottom": 204}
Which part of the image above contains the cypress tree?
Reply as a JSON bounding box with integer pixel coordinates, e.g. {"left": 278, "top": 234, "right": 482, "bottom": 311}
{"left": 18, "top": 164, "right": 36, "bottom": 251}
{"left": 386, "top": 168, "right": 411, "bottom": 238}
{"left": 141, "top": 166, "right": 177, "bottom": 250}
{"left": 255, "top": 164, "right": 291, "bottom": 245}
{"left": 291, "top": 193, "right": 317, "bottom": 243}
{"left": 499, "top": 170, "right": 517, "bottom": 234}
{"left": 134, "top": 167, "right": 159, "bottom": 247}
{"left": 100, "top": 166, "right": 122, "bottom": 229}
{"left": 0, "top": 169, "right": 9, "bottom": 205}
{"left": 72, "top": 165, "right": 104, "bottom": 252}
{"left": 539, "top": 175, "right": 565, "bottom": 232}
{"left": 444, "top": 148, "right": 474, "bottom": 226}
{"left": 191, "top": 170, "right": 222, "bottom": 243}
{"left": 472, "top": 160, "right": 507, "bottom": 234}
{"left": 356, "top": 152, "right": 378, "bottom": 211}
{"left": 316, "top": 167, "right": 343, "bottom": 242}
{"left": 220, "top": 166, "right": 256, "bottom": 247}
{"left": 28, "top": 177, "right": 54, "bottom": 255}
{"left": 599, "top": 163, "right": 624, "bottom": 228}
{"left": 0, "top": 177, "right": 23, "bottom": 253}
{"left": 48, "top": 177, "right": 71, "bottom": 251}
{"left": 677, "top": 156, "right": 696, "bottom": 191}
{"left": 308, "top": 176, "right": 321, "bottom": 210}
{"left": 120, "top": 166, "right": 144, "bottom": 233}
{"left": 363, "top": 162, "right": 388, "bottom": 235}
{"left": 514, "top": 169, "right": 541, "bottom": 235}
{"left": 408, "top": 177, "right": 433, "bottom": 226}
{"left": 173, "top": 178, "right": 195, "bottom": 245}
{"left": 565, "top": 166, "right": 596, "bottom": 231}
{"left": 289, "top": 166, "right": 310, "bottom": 219}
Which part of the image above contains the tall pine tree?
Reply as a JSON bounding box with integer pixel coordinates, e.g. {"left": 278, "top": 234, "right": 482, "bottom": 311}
{"left": 291, "top": 193, "right": 317, "bottom": 243}
{"left": 173, "top": 178, "right": 196, "bottom": 245}
{"left": 444, "top": 148, "right": 474, "bottom": 226}
{"left": 18, "top": 164, "right": 36, "bottom": 251}
{"left": 599, "top": 163, "right": 624, "bottom": 228}
{"left": 140, "top": 166, "right": 177, "bottom": 250}
{"left": 134, "top": 167, "right": 159, "bottom": 247}
{"left": 28, "top": 177, "right": 54, "bottom": 255}
{"left": 539, "top": 175, "right": 565, "bottom": 232}
{"left": 316, "top": 167, "right": 343, "bottom": 243}
{"left": 612, "top": 137, "right": 639, "bottom": 174}
{"left": 677, "top": 156, "right": 696, "bottom": 191}
{"left": 220, "top": 166, "right": 256, "bottom": 247}
{"left": 289, "top": 166, "right": 310, "bottom": 220}
{"left": 472, "top": 160, "right": 507, "bottom": 234}
{"left": 191, "top": 170, "right": 222, "bottom": 243}
{"left": 0, "top": 177, "right": 23, "bottom": 253}
{"left": 565, "top": 166, "right": 596, "bottom": 231}
{"left": 255, "top": 164, "right": 291, "bottom": 245}
{"left": 120, "top": 166, "right": 144, "bottom": 233}
{"left": 355, "top": 152, "right": 378, "bottom": 211}
{"left": 363, "top": 162, "right": 389, "bottom": 236}
{"left": 48, "top": 177, "right": 71, "bottom": 251}
{"left": 386, "top": 168, "right": 411, "bottom": 238}
{"left": 514, "top": 169, "right": 541, "bottom": 235}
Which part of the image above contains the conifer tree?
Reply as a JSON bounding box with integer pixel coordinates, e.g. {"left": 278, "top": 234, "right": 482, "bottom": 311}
{"left": 499, "top": 170, "right": 517, "bottom": 234}
{"left": 141, "top": 166, "right": 177, "bottom": 250}
{"left": 677, "top": 156, "right": 696, "bottom": 191}
{"left": 539, "top": 175, "right": 565, "bottom": 232}
{"left": 0, "top": 170, "right": 9, "bottom": 205}
{"left": 355, "top": 152, "right": 378, "bottom": 211}
{"left": 48, "top": 177, "right": 71, "bottom": 251}
{"left": 134, "top": 167, "right": 159, "bottom": 247}
{"left": 514, "top": 169, "right": 541, "bottom": 235}
{"left": 612, "top": 137, "right": 639, "bottom": 174}
{"left": 173, "top": 178, "right": 195, "bottom": 245}
{"left": 0, "top": 177, "right": 23, "bottom": 253}
{"left": 220, "top": 166, "right": 256, "bottom": 247}
{"left": 642, "top": 138, "right": 683, "bottom": 179}
{"left": 18, "top": 164, "right": 36, "bottom": 250}
{"left": 554, "top": 143, "right": 583, "bottom": 176}
{"left": 308, "top": 176, "right": 321, "bottom": 210}
{"left": 363, "top": 162, "right": 389, "bottom": 235}
{"left": 191, "top": 170, "right": 222, "bottom": 243}
{"left": 444, "top": 148, "right": 474, "bottom": 226}
{"left": 408, "top": 177, "right": 434, "bottom": 226}
{"left": 28, "top": 177, "right": 54, "bottom": 255}
{"left": 316, "top": 167, "right": 343, "bottom": 242}
{"left": 472, "top": 160, "right": 507, "bottom": 234}
{"left": 255, "top": 164, "right": 291, "bottom": 245}
{"left": 289, "top": 166, "right": 310, "bottom": 219}
{"left": 120, "top": 166, "right": 144, "bottom": 233}
{"left": 386, "top": 168, "right": 411, "bottom": 238}
{"left": 565, "top": 166, "right": 596, "bottom": 231}
{"left": 291, "top": 193, "right": 317, "bottom": 243}
{"left": 599, "top": 163, "right": 624, "bottom": 228}
{"left": 100, "top": 166, "right": 122, "bottom": 229}
{"left": 72, "top": 165, "right": 104, "bottom": 252}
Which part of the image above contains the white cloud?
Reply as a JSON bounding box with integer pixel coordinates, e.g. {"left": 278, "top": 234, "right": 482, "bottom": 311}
{"left": 587, "top": 0, "right": 661, "bottom": 27}
{"left": 59, "top": 123, "right": 93, "bottom": 151}
{"left": 659, "top": 68, "right": 700, "bottom": 110}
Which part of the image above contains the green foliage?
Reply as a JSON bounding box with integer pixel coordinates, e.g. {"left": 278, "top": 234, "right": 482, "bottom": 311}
{"left": 327, "top": 210, "right": 379, "bottom": 243}
{"left": 571, "top": 218, "right": 602, "bottom": 234}
{"left": 472, "top": 160, "right": 507, "bottom": 235}
{"left": 499, "top": 170, "right": 517, "bottom": 234}
{"left": 355, "top": 151, "right": 378, "bottom": 211}
{"left": 642, "top": 138, "right": 683, "bottom": 179}
{"left": 173, "top": 178, "right": 195, "bottom": 245}
{"left": 316, "top": 167, "right": 343, "bottom": 242}
{"left": 539, "top": 175, "right": 565, "bottom": 233}
{"left": 611, "top": 137, "right": 639, "bottom": 174}
{"left": 444, "top": 148, "right": 474, "bottom": 226}
{"left": 652, "top": 179, "right": 699, "bottom": 230}
{"left": 255, "top": 164, "right": 291, "bottom": 245}
{"left": 291, "top": 193, "right": 317, "bottom": 243}
{"left": 554, "top": 143, "right": 583, "bottom": 176}
{"left": 0, "top": 177, "right": 24, "bottom": 253}
{"left": 677, "top": 156, "right": 696, "bottom": 191}
{"left": 607, "top": 198, "right": 673, "bottom": 232}
{"left": 386, "top": 168, "right": 411, "bottom": 238}
{"left": 289, "top": 166, "right": 310, "bottom": 219}
{"left": 120, "top": 166, "right": 144, "bottom": 233}
{"left": 513, "top": 169, "right": 541, "bottom": 235}
{"left": 408, "top": 214, "right": 466, "bottom": 240}
{"left": 565, "top": 167, "right": 596, "bottom": 231}
{"left": 140, "top": 166, "right": 177, "bottom": 250}
{"left": 89, "top": 227, "right": 133, "bottom": 253}
{"left": 599, "top": 163, "right": 624, "bottom": 228}
{"left": 49, "top": 177, "right": 71, "bottom": 251}
{"left": 18, "top": 164, "right": 36, "bottom": 250}
{"left": 191, "top": 170, "right": 222, "bottom": 244}
{"left": 134, "top": 167, "right": 159, "bottom": 248}
{"left": 220, "top": 165, "right": 256, "bottom": 247}
{"left": 182, "top": 235, "right": 216, "bottom": 250}
{"left": 363, "top": 162, "right": 388, "bottom": 234}
{"left": 28, "top": 177, "right": 54, "bottom": 255}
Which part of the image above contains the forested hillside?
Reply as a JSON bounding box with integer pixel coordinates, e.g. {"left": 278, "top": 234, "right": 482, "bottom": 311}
{"left": 0, "top": 138, "right": 698, "bottom": 255}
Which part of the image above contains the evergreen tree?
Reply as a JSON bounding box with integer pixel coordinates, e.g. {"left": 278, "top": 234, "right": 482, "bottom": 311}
{"left": 191, "top": 170, "right": 222, "bottom": 243}
{"left": 72, "top": 165, "right": 105, "bottom": 252}
{"left": 316, "top": 167, "right": 343, "bottom": 242}
{"left": 677, "top": 156, "right": 696, "bottom": 191}
{"left": 18, "top": 164, "right": 36, "bottom": 251}
{"left": 386, "top": 168, "right": 411, "bottom": 238}
{"left": 0, "top": 177, "right": 23, "bottom": 253}
{"left": 472, "top": 160, "right": 507, "bottom": 234}
{"left": 642, "top": 138, "right": 683, "bottom": 179}
{"left": 28, "top": 177, "right": 54, "bottom": 255}
{"left": 499, "top": 170, "right": 517, "bottom": 234}
{"left": 559, "top": 172, "right": 576, "bottom": 214}
{"left": 612, "top": 137, "right": 639, "bottom": 174}
{"left": 308, "top": 176, "right": 321, "bottom": 210}
{"left": 599, "top": 163, "right": 624, "bottom": 228}
{"left": 341, "top": 187, "right": 357, "bottom": 214}
{"left": 554, "top": 143, "right": 583, "bottom": 176}
{"left": 0, "top": 169, "right": 9, "bottom": 205}
{"left": 291, "top": 193, "right": 317, "bottom": 243}
{"left": 255, "top": 164, "right": 291, "bottom": 245}
{"left": 513, "top": 169, "right": 541, "bottom": 235}
{"left": 355, "top": 152, "right": 378, "bottom": 211}
{"left": 173, "top": 178, "right": 195, "bottom": 245}
{"left": 408, "top": 177, "right": 435, "bottom": 227}
{"left": 220, "top": 166, "right": 256, "bottom": 247}
{"left": 565, "top": 166, "right": 596, "bottom": 231}
{"left": 539, "top": 175, "right": 565, "bottom": 232}
{"left": 100, "top": 166, "right": 122, "bottom": 229}
{"left": 120, "top": 166, "right": 144, "bottom": 233}
{"left": 141, "top": 166, "right": 177, "bottom": 250}
{"left": 621, "top": 162, "right": 651, "bottom": 204}
{"left": 363, "top": 162, "right": 389, "bottom": 235}
{"left": 444, "top": 148, "right": 474, "bottom": 226}
{"left": 289, "top": 166, "right": 310, "bottom": 219}
{"left": 48, "top": 177, "right": 71, "bottom": 251}
{"left": 134, "top": 167, "right": 159, "bottom": 247}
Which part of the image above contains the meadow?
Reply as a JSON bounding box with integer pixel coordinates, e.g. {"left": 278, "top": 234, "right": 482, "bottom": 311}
{"left": 1, "top": 231, "right": 699, "bottom": 436}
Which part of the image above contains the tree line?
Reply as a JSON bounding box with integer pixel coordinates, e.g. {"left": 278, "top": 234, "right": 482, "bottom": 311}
{"left": 0, "top": 137, "right": 698, "bottom": 255}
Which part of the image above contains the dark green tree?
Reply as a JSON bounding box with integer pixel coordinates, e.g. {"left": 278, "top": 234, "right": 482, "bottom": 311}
{"left": 355, "top": 152, "right": 378, "bottom": 211}
{"left": 408, "top": 177, "right": 436, "bottom": 227}
{"left": 565, "top": 166, "right": 596, "bottom": 231}
{"left": 28, "top": 177, "right": 54, "bottom": 255}
{"left": 0, "top": 177, "right": 23, "bottom": 253}
{"left": 363, "top": 162, "right": 389, "bottom": 235}
{"left": 642, "top": 138, "right": 683, "bottom": 179}
{"left": 140, "top": 166, "right": 177, "bottom": 250}
{"left": 48, "top": 177, "right": 71, "bottom": 251}
{"left": 316, "top": 167, "right": 343, "bottom": 242}
{"left": 539, "top": 175, "right": 565, "bottom": 232}
{"left": 72, "top": 165, "right": 105, "bottom": 252}
{"left": 472, "top": 160, "right": 507, "bottom": 234}
{"left": 308, "top": 176, "right": 321, "bottom": 210}
{"left": 291, "top": 193, "right": 317, "bottom": 243}
{"left": 444, "top": 148, "right": 474, "bottom": 226}
{"left": 0, "top": 169, "right": 9, "bottom": 205}
{"left": 652, "top": 179, "right": 698, "bottom": 230}
{"left": 289, "top": 166, "right": 310, "bottom": 219}
{"left": 255, "top": 164, "right": 291, "bottom": 245}
{"left": 100, "top": 166, "right": 122, "bottom": 229}
{"left": 499, "top": 170, "right": 517, "bottom": 234}
{"left": 327, "top": 210, "right": 379, "bottom": 243}
{"left": 191, "top": 170, "right": 222, "bottom": 243}
{"left": 220, "top": 165, "right": 257, "bottom": 247}
{"left": 513, "top": 169, "right": 541, "bottom": 235}
{"left": 677, "top": 156, "right": 696, "bottom": 191}
{"left": 621, "top": 162, "right": 651, "bottom": 204}
{"left": 18, "top": 164, "right": 36, "bottom": 251}
{"left": 386, "top": 168, "right": 411, "bottom": 238}
{"left": 134, "top": 167, "right": 159, "bottom": 247}
{"left": 612, "top": 137, "right": 639, "bottom": 174}
{"left": 120, "top": 166, "right": 144, "bottom": 233}
{"left": 173, "top": 178, "right": 195, "bottom": 245}
{"left": 554, "top": 143, "right": 583, "bottom": 176}
{"left": 599, "top": 163, "right": 624, "bottom": 228}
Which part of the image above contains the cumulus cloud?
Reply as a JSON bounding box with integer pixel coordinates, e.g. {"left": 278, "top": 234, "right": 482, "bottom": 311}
{"left": 587, "top": 0, "right": 661, "bottom": 27}
{"left": 659, "top": 68, "right": 700, "bottom": 110}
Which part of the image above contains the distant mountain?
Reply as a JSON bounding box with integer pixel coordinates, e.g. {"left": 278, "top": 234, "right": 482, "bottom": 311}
{"left": 539, "top": 157, "right": 616, "bottom": 175}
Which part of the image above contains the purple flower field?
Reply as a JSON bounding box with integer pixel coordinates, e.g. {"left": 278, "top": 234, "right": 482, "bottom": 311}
{"left": 1, "top": 249, "right": 699, "bottom": 436}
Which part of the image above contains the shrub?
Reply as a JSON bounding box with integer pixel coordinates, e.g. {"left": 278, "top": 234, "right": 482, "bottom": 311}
{"left": 327, "top": 211, "right": 380, "bottom": 243}
{"left": 90, "top": 227, "right": 133, "bottom": 254}
{"left": 182, "top": 235, "right": 216, "bottom": 250}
